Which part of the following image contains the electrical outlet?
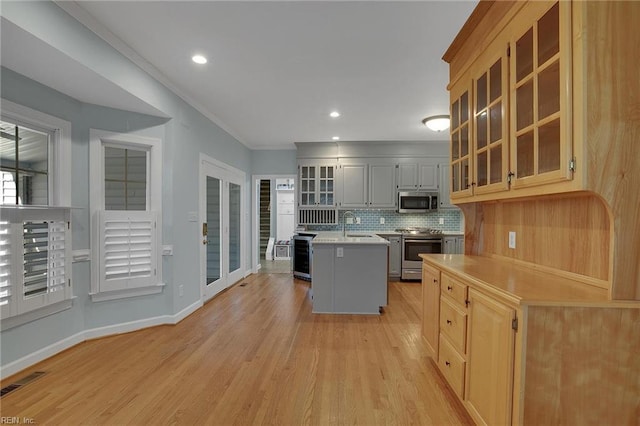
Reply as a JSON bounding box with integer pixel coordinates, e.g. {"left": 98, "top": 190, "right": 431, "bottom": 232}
{"left": 508, "top": 231, "right": 516, "bottom": 249}
{"left": 336, "top": 247, "right": 344, "bottom": 258}
{"left": 356, "top": 217, "right": 361, "bottom": 224}
{"left": 346, "top": 217, "right": 354, "bottom": 224}
{"left": 380, "top": 217, "right": 385, "bottom": 225}
{"left": 179, "top": 285, "right": 184, "bottom": 297}
{"left": 439, "top": 218, "right": 444, "bottom": 225}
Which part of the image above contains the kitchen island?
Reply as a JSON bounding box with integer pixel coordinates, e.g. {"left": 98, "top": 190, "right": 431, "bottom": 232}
{"left": 311, "top": 232, "right": 389, "bottom": 314}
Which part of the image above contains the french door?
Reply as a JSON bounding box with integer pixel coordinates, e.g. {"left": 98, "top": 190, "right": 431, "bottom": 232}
{"left": 200, "top": 156, "right": 244, "bottom": 302}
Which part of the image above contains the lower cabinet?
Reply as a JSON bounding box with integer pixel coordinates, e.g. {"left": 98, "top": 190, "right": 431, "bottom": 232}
{"left": 465, "top": 288, "right": 515, "bottom": 426}
{"left": 443, "top": 235, "right": 465, "bottom": 254}
{"left": 380, "top": 234, "right": 401, "bottom": 278}
{"left": 421, "top": 263, "right": 440, "bottom": 358}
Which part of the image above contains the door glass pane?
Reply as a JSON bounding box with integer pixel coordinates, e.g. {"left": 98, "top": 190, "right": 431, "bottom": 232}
{"left": 477, "top": 73, "right": 487, "bottom": 111}
{"left": 490, "top": 102, "right": 502, "bottom": 143}
{"left": 516, "top": 28, "right": 534, "bottom": 82}
{"left": 489, "top": 59, "right": 502, "bottom": 102}
{"left": 460, "top": 92, "right": 469, "bottom": 123}
{"left": 452, "top": 132, "right": 459, "bottom": 160}
{"left": 517, "top": 132, "right": 534, "bottom": 178}
{"left": 452, "top": 100, "right": 459, "bottom": 129}
{"left": 477, "top": 112, "right": 487, "bottom": 149}
{"left": 490, "top": 146, "right": 503, "bottom": 184}
{"left": 228, "top": 182, "right": 241, "bottom": 272}
{"left": 206, "top": 176, "right": 221, "bottom": 284}
{"left": 517, "top": 81, "right": 534, "bottom": 130}
{"left": 477, "top": 151, "right": 487, "bottom": 187}
{"left": 539, "top": 119, "right": 561, "bottom": 173}
{"left": 461, "top": 159, "right": 470, "bottom": 190}
{"left": 461, "top": 125, "right": 469, "bottom": 157}
{"left": 538, "top": 61, "right": 560, "bottom": 120}
{"left": 452, "top": 163, "right": 459, "bottom": 192}
{"left": 538, "top": 3, "right": 560, "bottom": 66}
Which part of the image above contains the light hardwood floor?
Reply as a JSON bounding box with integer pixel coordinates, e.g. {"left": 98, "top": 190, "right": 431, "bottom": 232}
{"left": 1, "top": 274, "right": 472, "bottom": 425}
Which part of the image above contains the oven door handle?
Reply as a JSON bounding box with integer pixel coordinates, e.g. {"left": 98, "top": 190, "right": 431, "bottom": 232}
{"left": 403, "top": 239, "right": 442, "bottom": 243}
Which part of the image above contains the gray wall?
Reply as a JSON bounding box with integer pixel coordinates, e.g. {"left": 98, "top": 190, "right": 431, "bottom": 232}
{"left": 0, "top": 0, "right": 256, "bottom": 367}
{"left": 251, "top": 149, "right": 297, "bottom": 175}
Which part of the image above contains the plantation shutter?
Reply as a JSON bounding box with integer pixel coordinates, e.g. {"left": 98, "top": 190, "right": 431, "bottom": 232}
{"left": 0, "top": 220, "right": 13, "bottom": 319}
{"left": 99, "top": 210, "right": 157, "bottom": 292}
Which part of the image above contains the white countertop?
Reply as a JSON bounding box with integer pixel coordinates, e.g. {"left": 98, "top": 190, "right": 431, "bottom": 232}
{"left": 311, "top": 231, "right": 390, "bottom": 245}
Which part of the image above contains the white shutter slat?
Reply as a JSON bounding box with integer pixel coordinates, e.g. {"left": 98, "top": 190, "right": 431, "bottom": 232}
{"left": 0, "top": 221, "right": 12, "bottom": 313}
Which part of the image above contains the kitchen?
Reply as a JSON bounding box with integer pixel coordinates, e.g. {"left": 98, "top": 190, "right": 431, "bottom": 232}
{"left": 1, "top": 1, "right": 639, "bottom": 424}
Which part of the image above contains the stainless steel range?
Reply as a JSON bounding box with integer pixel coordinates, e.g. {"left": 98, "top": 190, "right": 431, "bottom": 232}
{"left": 396, "top": 227, "right": 443, "bottom": 280}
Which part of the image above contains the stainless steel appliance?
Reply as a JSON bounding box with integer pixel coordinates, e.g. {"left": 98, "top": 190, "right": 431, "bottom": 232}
{"left": 397, "top": 227, "right": 443, "bottom": 280}
{"left": 397, "top": 191, "right": 439, "bottom": 213}
{"left": 292, "top": 233, "right": 315, "bottom": 280}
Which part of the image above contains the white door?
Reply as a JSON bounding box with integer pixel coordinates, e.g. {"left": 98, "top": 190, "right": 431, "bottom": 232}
{"left": 200, "top": 157, "right": 244, "bottom": 302}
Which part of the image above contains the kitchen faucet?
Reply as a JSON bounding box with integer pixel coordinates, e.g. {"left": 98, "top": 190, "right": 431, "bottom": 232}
{"left": 342, "top": 210, "right": 356, "bottom": 237}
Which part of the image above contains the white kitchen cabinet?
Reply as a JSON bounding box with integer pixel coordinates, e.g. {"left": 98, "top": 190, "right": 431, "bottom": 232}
{"left": 438, "top": 163, "right": 456, "bottom": 209}
{"left": 369, "top": 162, "right": 396, "bottom": 208}
{"left": 298, "top": 162, "right": 336, "bottom": 207}
{"left": 397, "top": 161, "right": 439, "bottom": 191}
{"left": 443, "top": 235, "right": 464, "bottom": 254}
{"left": 337, "top": 163, "right": 368, "bottom": 208}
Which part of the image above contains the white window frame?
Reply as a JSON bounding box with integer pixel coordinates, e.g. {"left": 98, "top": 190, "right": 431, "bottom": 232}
{"left": 89, "top": 130, "right": 163, "bottom": 301}
{"left": 0, "top": 99, "right": 73, "bottom": 330}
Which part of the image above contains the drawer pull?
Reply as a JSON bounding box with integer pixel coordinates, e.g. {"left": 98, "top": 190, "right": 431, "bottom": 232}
{"left": 446, "top": 319, "right": 452, "bottom": 325}
{"left": 445, "top": 361, "right": 451, "bottom": 367}
{"left": 433, "top": 279, "right": 437, "bottom": 283}
{"left": 447, "top": 285, "right": 453, "bottom": 291}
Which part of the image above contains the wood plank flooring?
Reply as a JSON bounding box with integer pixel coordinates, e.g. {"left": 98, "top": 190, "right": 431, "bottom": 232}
{"left": 1, "top": 273, "right": 472, "bottom": 425}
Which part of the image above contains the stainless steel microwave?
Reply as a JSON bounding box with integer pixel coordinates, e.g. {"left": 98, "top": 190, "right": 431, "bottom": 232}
{"left": 397, "top": 191, "right": 439, "bottom": 213}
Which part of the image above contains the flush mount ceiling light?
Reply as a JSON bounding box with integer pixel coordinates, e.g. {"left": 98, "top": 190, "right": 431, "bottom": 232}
{"left": 192, "top": 54, "right": 207, "bottom": 65}
{"left": 332, "top": 136, "right": 340, "bottom": 140}
{"left": 329, "top": 111, "right": 341, "bottom": 118}
{"left": 422, "top": 115, "right": 450, "bottom": 132}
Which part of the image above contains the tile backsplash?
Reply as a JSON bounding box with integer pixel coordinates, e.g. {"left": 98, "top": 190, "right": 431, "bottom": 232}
{"left": 308, "top": 209, "right": 463, "bottom": 232}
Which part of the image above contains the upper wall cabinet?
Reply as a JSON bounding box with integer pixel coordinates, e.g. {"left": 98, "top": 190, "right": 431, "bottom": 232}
{"left": 298, "top": 162, "right": 336, "bottom": 207}
{"left": 397, "top": 160, "right": 439, "bottom": 191}
{"left": 369, "top": 161, "right": 397, "bottom": 208}
{"left": 446, "top": 1, "right": 574, "bottom": 203}
{"left": 337, "top": 162, "right": 368, "bottom": 208}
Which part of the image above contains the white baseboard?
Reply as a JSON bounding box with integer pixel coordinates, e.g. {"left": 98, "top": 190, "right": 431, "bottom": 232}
{"left": 0, "top": 300, "right": 203, "bottom": 380}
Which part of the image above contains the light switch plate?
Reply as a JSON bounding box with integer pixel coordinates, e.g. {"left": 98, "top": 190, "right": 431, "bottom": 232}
{"left": 508, "top": 231, "right": 516, "bottom": 249}
{"left": 336, "top": 247, "right": 344, "bottom": 258}
{"left": 346, "top": 217, "right": 354, "bottom": 224}
{"left": 356, "top": 217, "right": 361, "bottom": 224}
{"left": 380, "top": 217, "right": 385, "bottom": 225}
{"left": 439, "top": 218, "right": 444, "bottom": 225}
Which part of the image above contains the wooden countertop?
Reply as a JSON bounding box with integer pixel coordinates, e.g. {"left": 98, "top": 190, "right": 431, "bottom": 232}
{"left": 419, "top": 254, "right": 617, "bottom": 307}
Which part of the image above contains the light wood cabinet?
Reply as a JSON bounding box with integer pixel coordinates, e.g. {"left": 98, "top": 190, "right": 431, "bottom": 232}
{"left": 465, "top": 288, "right": 515, "bottom": 426}
{"left": 447, "top": 1, "right": 574, "bottom": 202}
{"left": 420, "top": 254, "right": 640, "bottom": 424}
{"left": 421, "top": 263, "right": 440, "bottom": 358}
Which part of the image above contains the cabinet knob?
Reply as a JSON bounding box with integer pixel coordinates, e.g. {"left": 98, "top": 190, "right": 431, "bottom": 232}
{"left": 445, "top": 361, "right": 451, "bottom": 367}
{"left": 447, "top": 285, "right": 452, "bottom": 291}
{"left": 433, "top": 279, "right": 437, "bottom": 283}
{"left": 446, "top": 319, "right": 452, "bottom": 325}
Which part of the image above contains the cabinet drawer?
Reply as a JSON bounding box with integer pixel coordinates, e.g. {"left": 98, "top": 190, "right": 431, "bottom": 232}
{"left": 440, "top": 297, "right": 467, "bottom": 354}
{"left": 438, "top": 334, "right": 466, "bottom": 398}
{"left": 441, "top": 273, "right": 468, "bottom": 306}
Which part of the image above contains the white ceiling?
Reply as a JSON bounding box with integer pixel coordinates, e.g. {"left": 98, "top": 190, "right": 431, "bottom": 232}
{"left": 4, "top": 1, "right": 477, "bottom": 150}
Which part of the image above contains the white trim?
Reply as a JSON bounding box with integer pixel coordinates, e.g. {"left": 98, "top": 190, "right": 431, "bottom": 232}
{"left": 89, "top": 129, "right": 163, "bottom": 297}
{"left": 251, "top": 174, "right": 297, "bottom": 273}
{"left": 0, "top": 99, "right": 72, "bottom": 206}
{"left": 89, "top": 283, "right": 165, "bottom": 302}
{"left": 0, "top": 299, "right": 203, "bottom": 380}
{"left": 72, "top": 249, "right": 90, "bottom": 262}
{"left": 0, "top": 299, "right": 73, "bottom": 332}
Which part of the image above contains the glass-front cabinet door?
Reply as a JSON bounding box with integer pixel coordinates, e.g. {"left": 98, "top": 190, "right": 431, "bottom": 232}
{"left": 510, "top": 1, "right": 572, "bottom": 188}
{"left": 474, "top": 53, "right": 509, "bottom": 195}
{"left": 298, "top": 164, "right": 335, "bottom": 207}
{"left": 450, "top": 83, "right": 473, "bottom": 199}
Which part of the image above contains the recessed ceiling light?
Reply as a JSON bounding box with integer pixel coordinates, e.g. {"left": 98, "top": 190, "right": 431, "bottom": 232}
{"left": 192, "top": 54, "right": 207, "bottom": 65}
{"left": 329, "top": 111, "right": 340, "bottom": 118}
{"left": 332, "top": 136, "right": 340, "bottom": 141}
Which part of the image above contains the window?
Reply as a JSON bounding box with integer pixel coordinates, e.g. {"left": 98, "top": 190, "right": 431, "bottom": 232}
{"left": 0, "top": 100, "right": 72, "bottom": 329}
{"left": 90, "top": 130, "right": 163, "bottom": 301}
